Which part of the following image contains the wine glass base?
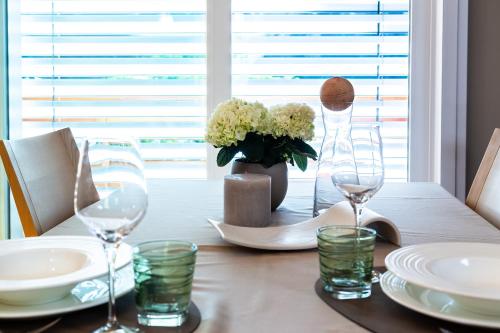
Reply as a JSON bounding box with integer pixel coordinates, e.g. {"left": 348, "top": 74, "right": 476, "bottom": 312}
{"left": 93, "top": 323, "right": 142, "bottom": 333}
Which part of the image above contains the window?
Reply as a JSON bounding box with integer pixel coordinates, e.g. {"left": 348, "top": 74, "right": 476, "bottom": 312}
{"left": 13, "top": 0, "right": 207, "bottom": 178}
{"left": 9, "top": 0, "right": 409, "bottom": 180}
{"left": 232, "top": 0, "right": 409, "bottom": 180}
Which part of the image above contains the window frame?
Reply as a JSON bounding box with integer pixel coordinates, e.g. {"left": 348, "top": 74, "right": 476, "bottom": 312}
{"left": 0, "top": 0, "right": 9, "bottom": 239}
{"left": 207, "top": 0, "right": 232, "bottom": 179}
{"left": 408, "top": 0, "right": 468, "bottom": 200}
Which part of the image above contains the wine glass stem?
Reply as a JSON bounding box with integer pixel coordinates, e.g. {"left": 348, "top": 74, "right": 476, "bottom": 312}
{"left": 104, "top": 242, "right": 119, "bottom": 328}
{"left": 352, "top": 203, "right": 363, "bottom": 228}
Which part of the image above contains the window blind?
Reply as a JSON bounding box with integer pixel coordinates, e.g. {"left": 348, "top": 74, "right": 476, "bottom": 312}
{"left": 232, "top": 0, "right": 409, "bottom": 181}
{"left": 15, "top": 0, "right": 409, "bottom": 180}
{"left": 18, "top": 0, "right": 207, "bottom": 178}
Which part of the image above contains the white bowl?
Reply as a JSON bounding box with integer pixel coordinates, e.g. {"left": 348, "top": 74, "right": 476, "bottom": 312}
{"left": 0, "top": 236, "right": 131, "bottom": 305}
{"left": 385, "top": 242, "right": 500, "bottom": 315}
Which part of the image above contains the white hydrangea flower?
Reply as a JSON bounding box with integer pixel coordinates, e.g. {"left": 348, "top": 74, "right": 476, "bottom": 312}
{"left": 206, "top": 98, "right": 270, "bottom": 147}
{"left": 269, "top": 103, "right": 315, "bottom": 140}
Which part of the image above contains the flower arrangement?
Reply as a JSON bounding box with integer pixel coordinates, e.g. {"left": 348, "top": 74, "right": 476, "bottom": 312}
{"left": 206, "top": 98, "right": 318, "bottom": 171}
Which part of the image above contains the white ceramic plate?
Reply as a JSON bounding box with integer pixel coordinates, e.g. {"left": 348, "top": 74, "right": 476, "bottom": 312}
{"left": 385, "top": 242, "right": 500, "bottom": 313}
{"left": 380, "top": 271, "right": 500, "bottom": 329}
{"left": 208, "top": 201, "right": 400, "bottom": 250}
{"left": 0, "top": 236, "right": 132, "bottom": 305}
{"left": 0, "top": 264, "right": 134, "bottom": 319}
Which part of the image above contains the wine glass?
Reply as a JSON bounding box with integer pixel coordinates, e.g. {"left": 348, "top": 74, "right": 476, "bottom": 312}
{"left": 74, "top": 138, "right": 148, "bottom": 333}
{"left": 331, "top": 124, "right": 384, "bottom": 281}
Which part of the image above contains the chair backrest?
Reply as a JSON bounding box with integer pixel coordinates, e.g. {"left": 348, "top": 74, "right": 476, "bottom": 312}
{"left": 466, "top": 128, "right": 500, "bottom": 228}
{"left": 0, "top": 128, "right": 99, "bottom": 236}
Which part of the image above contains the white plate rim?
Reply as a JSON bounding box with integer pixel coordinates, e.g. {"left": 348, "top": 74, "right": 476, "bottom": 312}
{"left": 0, "top": 265, "right": 134, "bottom": 319}
{"left": 385, "top": 242, "right": 500, "bottom": 301}
{"left": 0, "top": 236, "right": 131, "bottom": 291}
{"left": 380, "top": 271, "right": 500, "bottom": 329}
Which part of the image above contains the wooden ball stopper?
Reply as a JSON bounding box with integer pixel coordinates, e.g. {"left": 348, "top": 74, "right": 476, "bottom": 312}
{"left": 320, "top": 77, "right": 355, "bottom": 111}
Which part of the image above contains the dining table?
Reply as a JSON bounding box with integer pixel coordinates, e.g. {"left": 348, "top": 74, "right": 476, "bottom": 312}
{"left": 38, "top": 179, "right": 500, "bottom": 333}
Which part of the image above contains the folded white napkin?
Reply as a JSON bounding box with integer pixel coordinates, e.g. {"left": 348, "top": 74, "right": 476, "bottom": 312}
{"left": 208, "top": 201, "right": 401, "bottom": 250}
{"left": 317, "top": 201, "right": 401, "bottom": 245}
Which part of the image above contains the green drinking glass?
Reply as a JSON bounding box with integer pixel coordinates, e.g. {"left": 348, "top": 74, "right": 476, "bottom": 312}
{"left": 133, "top": 240, "right": 197, "bottom": 327}
{"left": 317, "top": 226, "right": 376, "bottom": 300}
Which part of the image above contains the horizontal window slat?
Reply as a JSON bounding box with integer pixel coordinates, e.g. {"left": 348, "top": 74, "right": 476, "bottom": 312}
{"left": 234, "top": 1, "right": 408, "bottom": 12}
{"left": 21, "top": 63, "right": 407, "bottom": 77}
{"left": 21, "top": 106, "right": 205, "bottom": 118}
{"left": 23, "top": 124, "right": 206, "bottom": 139}
{"left": 21, "top": 0, "right": 206, "bottom": 14}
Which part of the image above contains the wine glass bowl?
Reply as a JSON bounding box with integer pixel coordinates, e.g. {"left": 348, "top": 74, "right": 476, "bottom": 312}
{"left": 74, "top": 138, "right": 148, "bottom": 333}
{"left": 331, "top": 123, "right": 384, "bottom": 222}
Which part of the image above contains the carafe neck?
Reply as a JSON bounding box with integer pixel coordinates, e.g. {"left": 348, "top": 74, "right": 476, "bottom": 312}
{"left": 321, "top": 107, "right": 352, "bottom": 134}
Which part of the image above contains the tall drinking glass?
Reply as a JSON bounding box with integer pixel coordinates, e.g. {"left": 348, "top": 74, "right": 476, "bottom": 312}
{"left": 75, "top": 138, "right": 148, "bottom": 333}
{"left": 331, "top": 124, "right": 384, "bottom": 282}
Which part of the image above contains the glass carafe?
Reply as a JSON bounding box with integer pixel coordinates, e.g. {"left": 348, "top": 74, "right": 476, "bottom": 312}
{"left": 313, "top": 104, "right": 352, "bottom": 216}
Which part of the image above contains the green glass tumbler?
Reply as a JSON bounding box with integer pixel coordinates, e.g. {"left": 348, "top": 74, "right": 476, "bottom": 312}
{"left": 317, "top": 226, "right": 376, "bottom": 300}
{"left": 133, "top": 240, "right": 197, "bottom": 327}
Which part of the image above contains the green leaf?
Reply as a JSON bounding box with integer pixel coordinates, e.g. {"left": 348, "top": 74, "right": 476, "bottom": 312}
{"left": 289, "top": 139, "right": 318, "bottom": 160}
{"left": 217, "top": 146, "right": 238, "bottom": 167}
{"left": 239, "top": 133, "right": 265, "bottom": 162}
{"left": 293, "top": 153, "right": 308, "bottom": 171}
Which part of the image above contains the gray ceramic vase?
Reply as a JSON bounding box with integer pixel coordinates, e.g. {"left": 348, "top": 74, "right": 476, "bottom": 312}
{"left": 231, "top": 160, "right": 288, "bottom": 211}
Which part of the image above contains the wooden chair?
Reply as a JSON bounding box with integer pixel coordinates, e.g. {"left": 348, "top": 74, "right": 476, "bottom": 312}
{"left": 0, "top": 128, "right": 98, "bottom": 236}
{"left": 466, "top": 128, "right": 500, "bottom": 228}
